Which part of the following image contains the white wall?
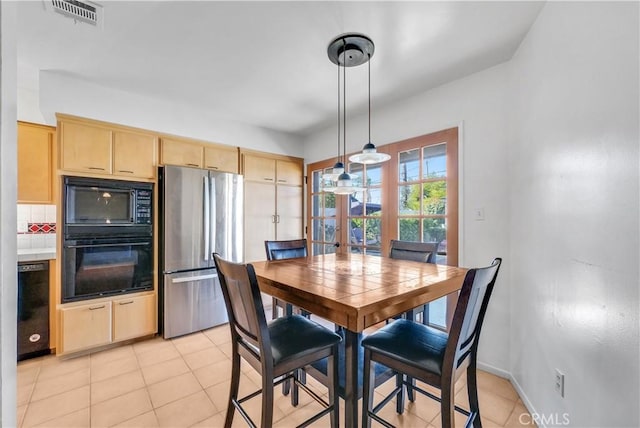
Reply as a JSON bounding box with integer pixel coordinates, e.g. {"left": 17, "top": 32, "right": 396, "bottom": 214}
{"left": 509, "top": 2, "right": 639, "bottom": 426}
{"left": 303, "top": 62, "right": 512, "bottom": 372}
{"left": 0, "top": 2, "right": 18, "bottom": 426}
{"left": 19, "top": 69, "right": 303, "bottom": 158}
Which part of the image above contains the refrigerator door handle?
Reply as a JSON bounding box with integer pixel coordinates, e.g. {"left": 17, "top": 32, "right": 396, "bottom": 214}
{"left": 171, "top": 273, "right": 218, "bottom": 284}
{"left": 203, "top": 176, "right": 210, "bottom": 262}
{"left": 210, "top": 176, "right": 217, "bottom": 259}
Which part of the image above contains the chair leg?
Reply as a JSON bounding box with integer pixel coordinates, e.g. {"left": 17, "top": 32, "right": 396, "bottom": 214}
{"left": 440, "top": 379, "right": 455, "bottom": 428}
{"left": 467, "top": 362, "right": 482, "bottom": 428}
{"left": 405, "top": 376, "right": 416, "bottom": 402}
{"left": 290, "top": 370, "right": 299, "bottom": 407}
{"left": 361, "top": 349, "right": 375, "bottom": 428}
{"left": 225, "top": 350, "right": 241, "bottom": 428}
{"left": 329, "top": 345, "right": 339, "bottom": 428}
{"left": 395, "top": 373, "right": 405, "bottom": 414}
{"left": 261, "top": 371, "right": 274, "bottom": 428}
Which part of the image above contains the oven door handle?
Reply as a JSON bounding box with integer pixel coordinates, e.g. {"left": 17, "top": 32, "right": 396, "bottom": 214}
{"left": 65, "top": 242, "right": 149, "bottom": 248}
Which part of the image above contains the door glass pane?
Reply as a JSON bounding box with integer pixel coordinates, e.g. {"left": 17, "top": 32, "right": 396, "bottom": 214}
{"left": 312, "top": 170, "right": 322, "bottom": 192}
{"left": 324, "top": 193, "right": 336, "bottom": 215}
{"left": 312, "top": 218, "right": 323, "bottom": 241}
{"left": 365, "top": 218, "right": 382, "bottom": 251}
{"left": 398, "top": 218, "right": 419, "bottom": 241}
{"left": 366, "top": 188, "right": 382, "bottom": 216}
{"left": 422, "top": 143, "right": 447, "bottom": 179}
{"left": 399, "top": 184, "right": 420, "bottom": 214}
{"left": 366, "top": 163, "right": 383, "bottom": 186}
{"left": 324, "top": 218, "right": 336, "bottom": 242}
{"left": 422, "top": 218, "right": 446, "bottom": 248}
{"left": 349, "top": 163, "right": 364, "bottom": 183}
{"left": 312, "top": 194, "right": 322, "bottom": 217}
{"left": 399, "top": 149, "right": 420, "bottom": 182}
{"left": 422, "top": 181, "right": 447, "bottom": 215}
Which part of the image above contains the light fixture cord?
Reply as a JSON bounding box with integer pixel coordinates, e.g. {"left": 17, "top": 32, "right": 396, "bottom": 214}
{"left": 368, "top": 52, "right": 371, "bottom": 143}
{"left": 343, "top": 38, "right": 347, "bottom": 167}
{"left": 337, "top": 60, "right": 341, "bottom": 165}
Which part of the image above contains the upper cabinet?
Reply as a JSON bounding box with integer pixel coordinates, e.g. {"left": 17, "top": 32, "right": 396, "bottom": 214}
{"left": 18, "top": 122, "right": 55, "bottom": 204}
{"left": 113, "top": 131, "right": 158, "bottom": 178}
{"left": 161, "top": 136, "right": 239, "bottom": 173}
{"left": 58, "top": 114, "right": 157, "bottom": 180}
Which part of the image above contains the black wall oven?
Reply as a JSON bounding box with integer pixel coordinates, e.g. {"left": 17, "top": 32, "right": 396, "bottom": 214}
{"left": 62, "top": 177, "right": 154, "bottom": 303}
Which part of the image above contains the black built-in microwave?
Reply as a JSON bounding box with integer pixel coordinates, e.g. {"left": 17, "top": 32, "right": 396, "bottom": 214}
{"left": 63, "top": 176, "right": 152, "bottom": 238}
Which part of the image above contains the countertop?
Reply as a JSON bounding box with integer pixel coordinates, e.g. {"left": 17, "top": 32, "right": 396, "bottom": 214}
{"left": 17, "top": 248, "right": 56, "bottom": 262}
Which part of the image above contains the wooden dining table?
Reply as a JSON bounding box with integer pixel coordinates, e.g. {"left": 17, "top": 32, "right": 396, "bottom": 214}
{"left": 251, "top": 252, "right": 469, "bottom": 427}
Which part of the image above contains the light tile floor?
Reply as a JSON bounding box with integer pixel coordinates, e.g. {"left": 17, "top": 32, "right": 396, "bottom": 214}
{"left": 18, "top": 323, "right": 536, "bottom": 427}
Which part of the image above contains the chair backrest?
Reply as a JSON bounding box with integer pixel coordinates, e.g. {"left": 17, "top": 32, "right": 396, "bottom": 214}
{"left": 213, "top": 254, "right": 271, "bottom": 358}
{"left": 389, "top": 240, "right": 438, "bottom": 264}
{"left": 445, "top": 258, "right": 502, "bottom": 371}
{"left": 264, "top": 239, "right": 307, "bottom": 261}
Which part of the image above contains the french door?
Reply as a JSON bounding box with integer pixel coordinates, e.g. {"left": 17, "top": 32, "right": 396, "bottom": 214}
{"left": 307, "top": 127, "right": 458, "bottom": 328}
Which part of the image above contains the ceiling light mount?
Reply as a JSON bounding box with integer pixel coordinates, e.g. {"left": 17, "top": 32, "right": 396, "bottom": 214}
{"left": 328, "top": 33, "right": 374, "bottom": 67}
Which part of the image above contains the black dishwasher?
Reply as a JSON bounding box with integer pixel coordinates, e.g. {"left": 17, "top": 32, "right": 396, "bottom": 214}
{"left": 18, "top": 261, "right": 50, "bottom": 361}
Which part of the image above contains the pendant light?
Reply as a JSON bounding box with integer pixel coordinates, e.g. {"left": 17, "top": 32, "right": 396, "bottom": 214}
{"left": 349, "top": 50, "right": 390, "bottom": 165}
{"left": 326, "top": 33, "right": 370, "bottom": 195}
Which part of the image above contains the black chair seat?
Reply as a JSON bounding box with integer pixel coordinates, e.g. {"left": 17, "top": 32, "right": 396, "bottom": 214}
{"left": 361, "top": 319, "right": 448, "bottom": 376}
{"left": 269, "top": 315, "right": 342, "bottom": 366}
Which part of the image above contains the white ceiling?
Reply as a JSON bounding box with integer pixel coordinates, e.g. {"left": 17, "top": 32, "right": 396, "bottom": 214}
{"left": 17, "top": 1, "right": 544, "bottom": 137}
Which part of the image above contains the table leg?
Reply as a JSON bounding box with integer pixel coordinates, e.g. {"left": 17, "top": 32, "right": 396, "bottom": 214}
{"left": 344, "top": 329, "right": 359, "bottom": 428}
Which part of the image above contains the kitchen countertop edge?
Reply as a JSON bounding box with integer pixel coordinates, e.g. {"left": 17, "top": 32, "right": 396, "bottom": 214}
{"left": 18, "top": 248, "right": 57, "bottom": 262}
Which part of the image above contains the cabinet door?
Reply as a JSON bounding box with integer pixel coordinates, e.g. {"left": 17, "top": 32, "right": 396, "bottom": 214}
{"left": 112, "top": 294, "right": 156, "bottom": 342}
{"left": 60, "top": 121, "right": 112, "bottom": 174}
{"left": 60, "top": 301, "right": 112, "bottom": 354}
{"left": 276, "top": 185, "right": 304, "bottom": 240}
{"left": 18, "top": 123, "right": 54, "bottom": 203}
{"left": 243, "top": 154, "right": 276, "bottom": 183}
{"left": 244, "top": 181, "right": 276, "bottom": 262}
{"left": 113, "top": 131, "right": 158, "bottom": 178}
{"left": 160, "top": 138, "right": 203, "bottom": 168}
{"left": 204, "top": 145, "right": 239, "bottom": 173}
{"left": 276, "top": 159, "right": 303, "bottom": 186}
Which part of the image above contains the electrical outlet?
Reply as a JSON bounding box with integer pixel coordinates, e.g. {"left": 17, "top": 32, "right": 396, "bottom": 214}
{"left": 555, "top": 369, "right": 565, "bottom": 397}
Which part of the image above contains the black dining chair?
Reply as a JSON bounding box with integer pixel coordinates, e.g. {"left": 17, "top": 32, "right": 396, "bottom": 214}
{"left": 264, "top": 239, "right": 309, "bottom": 320}
{"left": 213, "top": 254, "right": 342, "bottom": 428}
{"left": 389, "top": 239, "right": 439, "bottom": 325}
{"left": 361, "top": 258, "right": 502, "bottom": 428}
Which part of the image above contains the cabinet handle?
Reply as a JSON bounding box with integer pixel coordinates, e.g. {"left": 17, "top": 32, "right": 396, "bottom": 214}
{"left": 118, "top": 170, "right": 134, "bottom": 174}
{"left": 88, "top": 167, "right": 105, "bottom": 171}
{"left": 186, "top": 163, "right": 199, "bottom": 167}
{"left": 277, "top": 179, "right": 287, "bottom": 183}
{"left": 89, "top": 305, "right": 106, "bottom": 310}
{"left": 118, "top": 301, "right": 134, "bottom": 305}
{"left": 264, "top": 177, "right": 274, "bottom": 181}
{"left": 206, "top": 165, "right": 219, "bottom": 170}
{"left": 276, "top": 215, "right": 280, "bottom": 223}
{"left": 271, "top": 215, "right": 276, "bottom": 224}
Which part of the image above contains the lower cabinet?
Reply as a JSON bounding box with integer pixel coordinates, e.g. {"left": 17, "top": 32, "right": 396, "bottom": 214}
{"left": 60, "top": 301, "right": 112, "bottom": 354}
{"left": 113, "top": 294, "right": 156, "bottom": 342}
{"left": 59, "top": 293, "right": 156, "bottom": 355}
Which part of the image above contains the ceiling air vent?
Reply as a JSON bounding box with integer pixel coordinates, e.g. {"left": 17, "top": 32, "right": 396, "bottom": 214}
{"left": 50, "top": 0, "right": 102, "bottom": 27}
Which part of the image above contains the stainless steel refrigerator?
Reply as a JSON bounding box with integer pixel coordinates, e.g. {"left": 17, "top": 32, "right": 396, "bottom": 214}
{"left": 159, "top": 165, "right": 243, "bottom": 339}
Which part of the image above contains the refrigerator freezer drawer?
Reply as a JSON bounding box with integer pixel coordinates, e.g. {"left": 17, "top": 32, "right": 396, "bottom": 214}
{"left": 163, "top": 270, "right": 228, "bottom": 339}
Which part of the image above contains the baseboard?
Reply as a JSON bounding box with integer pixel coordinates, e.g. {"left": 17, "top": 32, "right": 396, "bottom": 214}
{"left": 477, "top": 362, "right": 542, "bottom": 427}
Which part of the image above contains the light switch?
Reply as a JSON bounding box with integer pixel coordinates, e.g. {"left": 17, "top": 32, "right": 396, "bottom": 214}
{"left": 474, "top": 208, "right": 485, "bottom": 221}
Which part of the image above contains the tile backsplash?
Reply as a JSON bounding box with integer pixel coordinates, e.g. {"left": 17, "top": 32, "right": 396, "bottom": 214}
{"left": 17, "top": 204, "right": 57, "bottom": 250}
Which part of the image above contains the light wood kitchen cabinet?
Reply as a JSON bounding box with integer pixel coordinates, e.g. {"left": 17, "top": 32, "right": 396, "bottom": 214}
{"left": 60, "top": 301, "right": 112, "bottom": 354}
{"left": 160, "top": 138, "right": 203, "bottom": 168}
{"left": 112, "top": 294, "right": 156, "bottom": 342}
{"left": 18, "top": 122, "right": 55, "bottom": 204}
{"left": 58, "top": 292, "right": 157, "bottom": 355}
{"left": 59, "top": 121, "right": 113, "bottom": 175}
{"left": 204, "top": 145, "right": 239, "bottom": 173}
{"left": 242, "top": 151, "right": 304, "bottom": 262}
{"left": 113, "top": 131, "right": 158, "bottom": 178}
